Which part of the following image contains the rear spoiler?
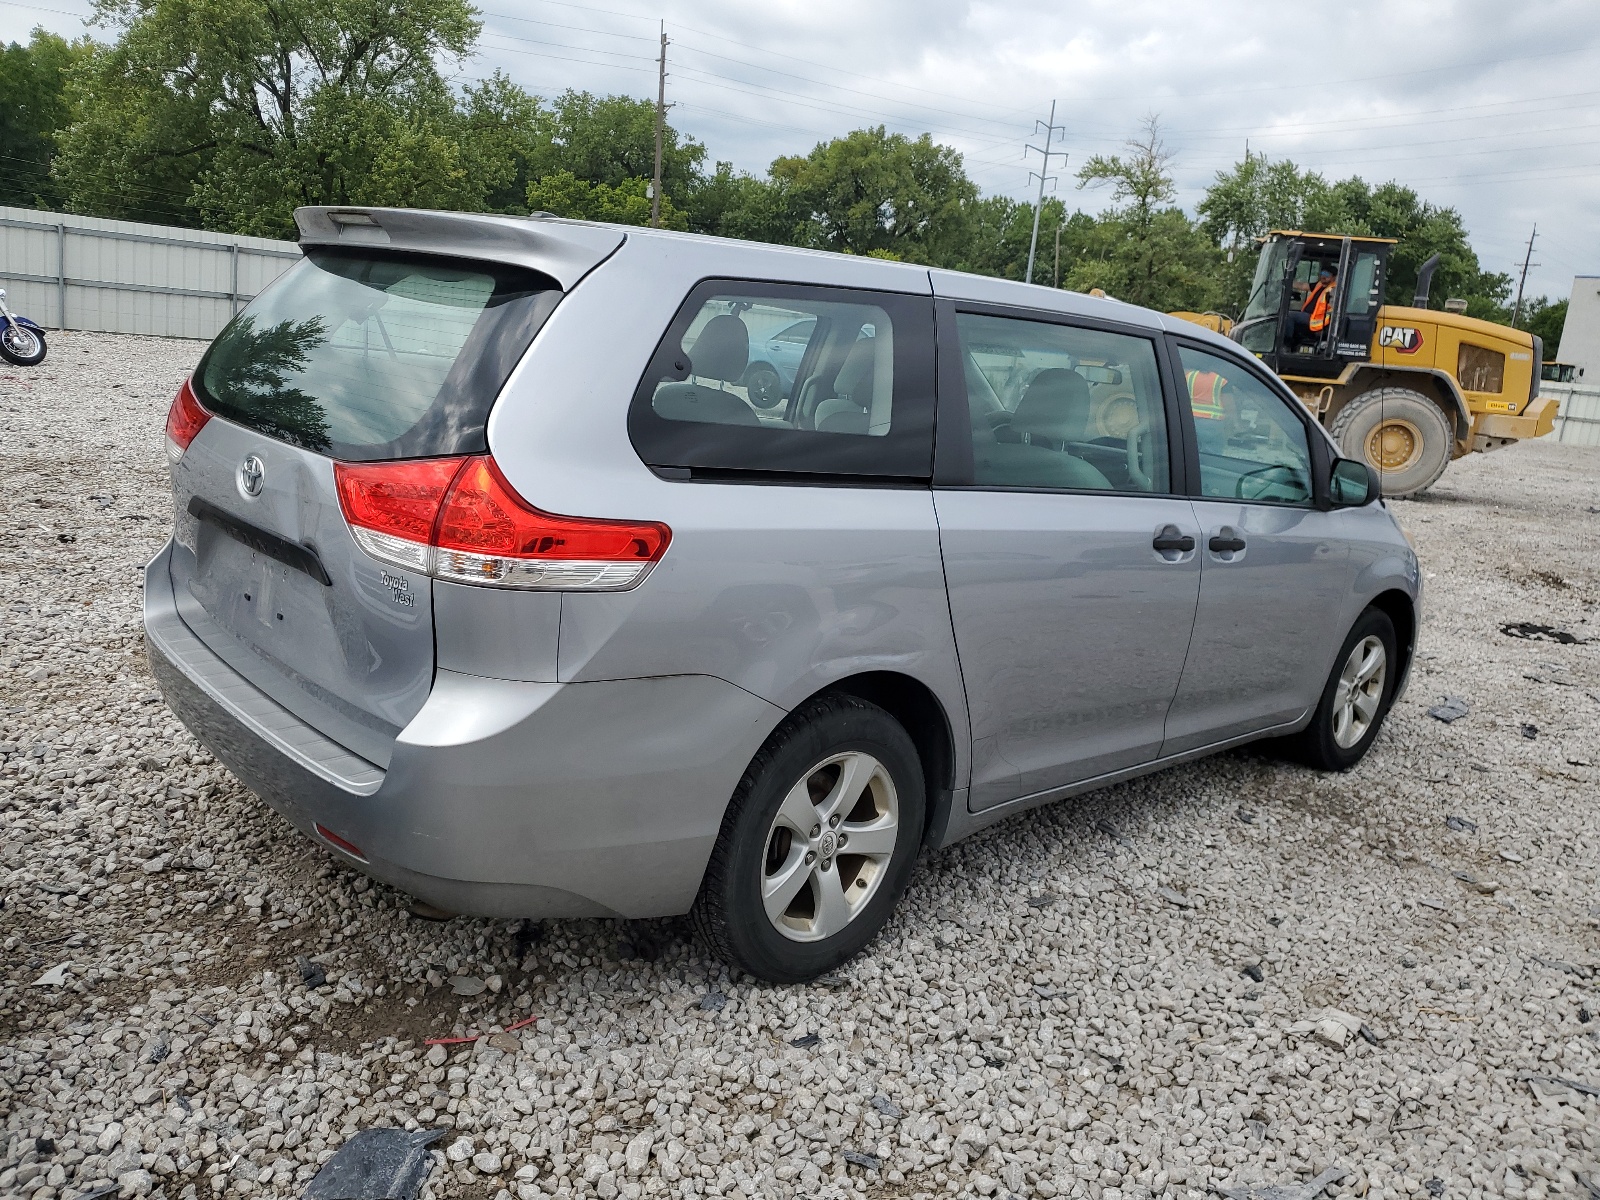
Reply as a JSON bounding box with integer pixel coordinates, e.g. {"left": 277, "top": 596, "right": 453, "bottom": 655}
{"left": 294, "top": 207, "right": 627, "bottom": 292}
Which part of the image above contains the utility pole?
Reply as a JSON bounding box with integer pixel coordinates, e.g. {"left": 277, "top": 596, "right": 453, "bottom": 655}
{"left": 1511, "top": 224, "right": 1538, "bottom": 327}
{"left": 1024, "top": 100, "right": 1067, "bottom": 285}
{"left": 1053, "top": 220, "right": 1063, "bottom": 288}
{"left": 651, "top": 22, "right": 668, "bottom": 229}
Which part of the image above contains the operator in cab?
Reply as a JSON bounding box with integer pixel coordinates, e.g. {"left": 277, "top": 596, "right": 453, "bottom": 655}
{"left": 1286, "top": 264, "right": 1336, "bottom": 351}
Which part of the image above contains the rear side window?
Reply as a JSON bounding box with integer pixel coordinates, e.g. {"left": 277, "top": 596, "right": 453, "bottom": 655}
{"left": 628, "top": 281, "right": 936, "bottom": 479}
{"left": 194, "top": 248, "right": 560, "bottom": 461}
{"left": 956, "top": 311, "right": 1171, "bottom": 494}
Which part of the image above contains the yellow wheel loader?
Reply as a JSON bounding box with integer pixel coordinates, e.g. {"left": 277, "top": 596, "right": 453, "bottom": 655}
{"left": 1171, "top": 231, "right": 1559, "bottom": 496}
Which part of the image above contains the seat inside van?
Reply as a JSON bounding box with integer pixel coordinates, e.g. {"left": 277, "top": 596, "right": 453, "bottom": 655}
{"left": 967, "top": 356, "right": 1112, "bottom": 490}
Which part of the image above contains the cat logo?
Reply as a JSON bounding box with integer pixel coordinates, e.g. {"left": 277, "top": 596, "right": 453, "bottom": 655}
{"left": 1378, "top": 325, "right": 1424, "bottom": 354}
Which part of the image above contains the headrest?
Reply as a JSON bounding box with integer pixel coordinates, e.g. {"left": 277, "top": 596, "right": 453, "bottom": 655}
{"left": 834, "top": 337, "right": 877, "bottom": 404}
{"left": 1012, "top": 368, "right": 1092, "bottom": 443}
{"left": 689, "top": 314, "right": 749, "bottom": 384}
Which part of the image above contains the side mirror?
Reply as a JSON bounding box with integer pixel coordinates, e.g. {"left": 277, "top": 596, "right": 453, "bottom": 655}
{"left": 1329, "top": 457, "right": 1380, "bottom": 507}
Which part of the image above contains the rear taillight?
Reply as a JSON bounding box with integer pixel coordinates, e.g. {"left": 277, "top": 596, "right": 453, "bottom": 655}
{"left": 165, "top": 377, "right": 211, "bottom": 464}
{"left": 334, "top": 456, "right": 465, "bottom": 574}
{"left": 334, "top": 454, "right": 670, "bottom": 591}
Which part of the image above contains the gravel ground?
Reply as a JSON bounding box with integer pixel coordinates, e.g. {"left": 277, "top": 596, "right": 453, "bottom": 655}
{"left": 3, "top": 331, "right": 1599, "bottom": 1200}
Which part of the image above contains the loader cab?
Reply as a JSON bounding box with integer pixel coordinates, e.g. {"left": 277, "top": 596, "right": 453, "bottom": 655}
{"left": 1233, "top": 232, "right": 1395, "bottom": 378}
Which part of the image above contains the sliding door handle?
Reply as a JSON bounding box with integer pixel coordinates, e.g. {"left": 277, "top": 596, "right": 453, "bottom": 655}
{"left": 1152, "top": 526, "right": 1196, "bottom": 553}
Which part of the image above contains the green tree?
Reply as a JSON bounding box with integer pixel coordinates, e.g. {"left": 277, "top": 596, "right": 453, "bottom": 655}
{"left": 770, "top": 126, "right": 977, "bottom": 264}
{"left": 1519, "top": 296, "right": 1567, "bottom": 353}
{"left": 1196, "top": 150, "right": 1330, "bottom": 310}
{"left": 1069, "top": 117, "right": 1222, "bottom": 311}
{"left": 532, "top": 90, "right": 704, "bottom": 208}
{"left": 526, "top": 170, "right": 686, "bottom": 230}
{"left": 947, "top": 194, "right": 1081, "bottom": 284}
{"left": 683, "top": 161, "right": 802, "bottom": 244}
{"left": 56, "top": 0, "right": 484, "bottom": 234}
{"left": 0, "top": 29, "right": 89, "bottom": 208}
{"left": 457, "top": 73, "right": 545, "bottom": 215}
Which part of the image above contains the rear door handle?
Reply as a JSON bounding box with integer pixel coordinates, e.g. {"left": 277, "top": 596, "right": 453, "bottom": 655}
{"left": 1209, "top": 534, "right": 1247, "bottom": 553}
{"left": 1152, "top": 526, "right": 1196, "bottom": 553}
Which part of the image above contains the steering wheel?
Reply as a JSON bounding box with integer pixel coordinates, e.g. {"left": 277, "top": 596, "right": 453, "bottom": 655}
{"left": 1235, "top": 463, "right": 1308, "bottom": 502}
{"left": 1125, "top": 421, "right": 1154, "bottom": 491}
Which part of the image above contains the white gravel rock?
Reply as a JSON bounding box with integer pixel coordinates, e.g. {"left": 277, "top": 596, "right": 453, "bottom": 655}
{"left": 4, "top": 333, "right": 1600, "bottom": 1199}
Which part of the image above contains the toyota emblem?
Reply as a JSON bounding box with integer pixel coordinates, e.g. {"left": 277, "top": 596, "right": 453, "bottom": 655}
{"left": 239, "top": 454, "right": 266, "bottom": 498}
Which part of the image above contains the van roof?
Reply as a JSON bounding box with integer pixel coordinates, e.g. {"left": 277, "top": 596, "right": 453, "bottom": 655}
{"left": 294, "top": 205, "right": 1183, "bottom": 338}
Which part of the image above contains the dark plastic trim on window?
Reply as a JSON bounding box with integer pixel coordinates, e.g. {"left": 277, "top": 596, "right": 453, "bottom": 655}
{"left": 932, "top": 299, "right": 1186, "bottom": 496}
{"left": 627, "top": 277, "right": 938, "bottom": 481}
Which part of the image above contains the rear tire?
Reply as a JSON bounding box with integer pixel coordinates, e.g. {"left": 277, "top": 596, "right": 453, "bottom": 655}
{"left": 1329, "top": 387, "right": 1451, "bottom": 497}
{"left": 692, "top": 694, "right": 924, "bottom": 984}
{"left": 1289, "top": 607, "right": 1398, "bottom": 771}
{"left": 0, "top": 323, "right": 46, "bottom": 366}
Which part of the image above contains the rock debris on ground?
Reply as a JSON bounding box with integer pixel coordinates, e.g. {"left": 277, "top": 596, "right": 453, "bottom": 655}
{"left": 3, "top": 332, "right": 1599, "bottom": 1200}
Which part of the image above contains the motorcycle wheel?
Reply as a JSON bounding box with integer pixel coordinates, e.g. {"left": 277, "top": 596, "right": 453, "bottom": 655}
{"left": 0, "top": 323, "right": 47, "bottom": 366}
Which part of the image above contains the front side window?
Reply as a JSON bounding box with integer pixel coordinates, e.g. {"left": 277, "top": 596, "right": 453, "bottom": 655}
{"left": 195, "top": 249, "right": 559, "bottom": 461}
{"left": 628, "top": 282, "right": 935, "bottom": 478}
{"left": 955, "top": 312, "right": 1170, "bottom": 493}
{"left": 1180, "top": 345, "right": 1314, "bottom": 505}
{"left": 1242, "top": 238, "right": 1290, "bottom": 324}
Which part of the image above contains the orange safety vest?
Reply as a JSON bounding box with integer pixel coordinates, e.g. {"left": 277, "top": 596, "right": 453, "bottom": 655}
{"left": 1186, "top": 369, "right": 1227, "bottom": 420}
{"left": 1303, "top": 280, "right": 1334, "bottom": 333}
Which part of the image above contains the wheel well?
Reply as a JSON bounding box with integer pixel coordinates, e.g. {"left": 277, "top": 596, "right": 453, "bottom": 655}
{"left": 1368, "top": 589, "right": 1417, "bottom": 688}
{"left": 1331, "top": 369, "right": 1469, "bottom": 444}
{"left": 819, "top": 672, "right": 955, "bottom": 840}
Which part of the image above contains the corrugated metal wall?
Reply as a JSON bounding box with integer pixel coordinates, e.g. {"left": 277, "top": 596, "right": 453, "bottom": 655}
{"left": 1546, "top": 383, "right": 1600, "bottom": 448}
{"left": 0, "top": 206, "right": 301, "bottom": 340}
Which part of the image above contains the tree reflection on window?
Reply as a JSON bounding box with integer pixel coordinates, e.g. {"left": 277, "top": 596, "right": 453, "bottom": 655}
{"left": 202, "top": 316, "right": 332, "bottom": 451}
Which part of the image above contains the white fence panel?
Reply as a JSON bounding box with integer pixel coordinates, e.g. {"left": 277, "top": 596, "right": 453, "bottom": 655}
{"left": 1545, "top": 383, "right": 1600, "bottom": 448}
{"left": 0, "top": 205, "right": 301, "bottom": 340}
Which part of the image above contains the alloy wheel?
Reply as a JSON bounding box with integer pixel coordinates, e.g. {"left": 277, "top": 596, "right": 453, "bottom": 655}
{"left": 1332, "top": 634, "right": 1387, "bottom": 748}
{"left": 760, "top": 751, "right": 899, "bottom": 942}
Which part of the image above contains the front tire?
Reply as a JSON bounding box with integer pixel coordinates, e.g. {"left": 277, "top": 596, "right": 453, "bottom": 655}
{"left": 1329, "top": 387, "right": 1451, "bottom": 497}
{"left": 0, "top": 323, "right": 47, "bottom": 366}
{"left": 1290, "top": 607, "right": 1398, "bottom": 771}
{"left": 692, "top": 694, "right": 925, "bottom": 983}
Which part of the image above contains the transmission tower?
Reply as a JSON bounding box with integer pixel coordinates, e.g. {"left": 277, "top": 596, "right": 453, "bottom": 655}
{"left": 1024, "top": 101, "right": 1067, "bottom": 286}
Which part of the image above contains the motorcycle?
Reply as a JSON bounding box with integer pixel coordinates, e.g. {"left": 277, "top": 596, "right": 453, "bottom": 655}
{"left": 0, "top": 288, "right": 49, "bottom": 366}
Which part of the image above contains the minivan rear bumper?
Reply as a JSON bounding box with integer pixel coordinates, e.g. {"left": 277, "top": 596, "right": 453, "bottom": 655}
{"left": 145, "top": 540, "right": 784, "bottom": 918}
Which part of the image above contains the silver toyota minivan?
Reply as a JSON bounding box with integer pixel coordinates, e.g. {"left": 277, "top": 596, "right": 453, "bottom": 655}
{"left": 146, "top": 208, "right": 1420, "bottom": 982}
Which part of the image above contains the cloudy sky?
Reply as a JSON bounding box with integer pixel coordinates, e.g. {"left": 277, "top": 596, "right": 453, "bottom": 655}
{"left": 7, "top": 0, "right": 1597, "bottom": 302}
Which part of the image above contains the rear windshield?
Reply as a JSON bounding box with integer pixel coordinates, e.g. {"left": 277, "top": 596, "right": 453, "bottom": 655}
{"left": 193, "top": 248, "right": 560, "bottom": 461}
